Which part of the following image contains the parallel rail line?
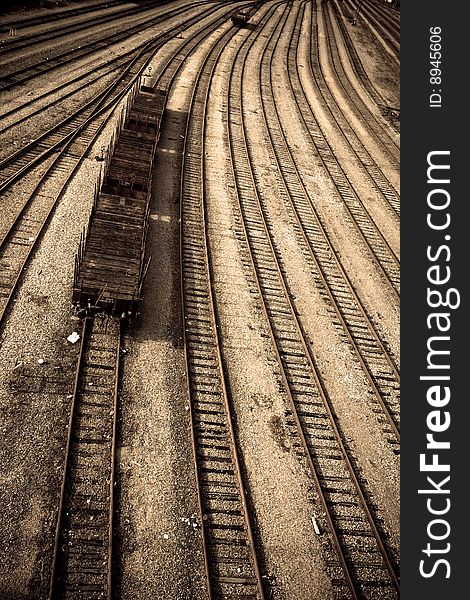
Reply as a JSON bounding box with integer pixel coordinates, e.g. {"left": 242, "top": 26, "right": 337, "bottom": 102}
{"left": 0, "top": 1, "right": 204, "bottom": 91}
{"left": 0, "top": 3, "right": 218, "bottom": 189}
{"left": 342, "top": 0, "right": 399, "bottom": 61}
{"left": 0, "top": 0, "right": 126, "bottom": 32}
{"left": 329, "top": 1, "right": 387, "bottom": 108}
{"left": 301, "top": 2, "right": 400, "bottom": 218}
{"left": 226, "top": 3, "right": 399, "bottom": 597}
{"left": 0, "top": 0, "right": 164, "bottom": 56}
{"left": 180, "top": 8, "right": 268, "bottom": 598}
{"left": 330, "top": 2, "right": 400, "bottom": 133}
{"left": 261, "top": 2, "right": 400, "bottom": 444}
{"left": 49, "top": 315, "right": 121, "bottom": 599}
{"left": 274, "top": 2, "right": 400, "bottom": 299}
{"left": 321, "top": 2, "right": 399, "bottom": 167}
{"left": 0, "top": 3, "right": 233, "bottom": 328}
{"left": 306, "top": 1, "right": 401, "bottom": 296}
{"left": 358, "top": 0, "right": 400, "bottom": 43}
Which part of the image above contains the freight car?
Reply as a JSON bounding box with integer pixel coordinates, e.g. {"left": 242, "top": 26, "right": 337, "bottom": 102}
{"left": 72, "top": 84, "right": 166, "bottom": 318}
{"left": 231, "top": 9, "right": 249, "bottom": 27}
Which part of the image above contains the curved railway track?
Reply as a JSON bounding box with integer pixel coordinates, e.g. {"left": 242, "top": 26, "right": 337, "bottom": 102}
{"left": 359, "top": 0, "right": 400, "bottom": 39}
{"left": 0, "top": 0, "right": 126, "bottom": 31}
{"left": 45, "top": 9, "right": 259, "bottom": 597}
{"left": 0, "top": 0, "right": 163, "bottom": 57}
{"left": 273, "top": 2, "right": 400, "bottom": 299}
{"left": 320, "top": 2, "right": 399, "bottom": 167}
{"left": 329, "top": 1, "right": 388, "bottom": 109}
{"left": 0, "top": 2, "right": 226, "bottom": 143}
{"left": 179, "top": 7, "right": 269, "bottom": 599}
{"left": 298, "top": 2, "right": 400, "bottom": 219}
{"left": 342, "top": 0, "right": 399, "bottom": 61}
{"left": 0, "top": 1, "right": 400, "bottom": 597}
{"left": 0, "top": 0, "right": 203, "bottom": 91}
{"left": 309, "top": 2, "right": 401, "bottom": 296}
{"left": 0, "top": 50, "right": 149, "bottom": 136}
{"left": 48, "top": 315, "right": 122, "bottom": 599}
{"left": 260, "top": 1, "right": 400, "bottom": 443}
{"left": 0, "top": 3, "right": 221, "bottom": 188}
{"left": 223, "top": 2, "right": 399, "bottom": 598}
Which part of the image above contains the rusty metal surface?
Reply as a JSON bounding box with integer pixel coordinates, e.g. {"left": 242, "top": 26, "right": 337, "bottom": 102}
{"left": 73, "top": 85, "right": 167, "bottom": 316}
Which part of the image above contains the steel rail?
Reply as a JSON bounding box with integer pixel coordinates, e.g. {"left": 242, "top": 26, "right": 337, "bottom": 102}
{"left": 178, "top": 4, "right": 272, "bottom": 598}
{"left": 48, "top": 317, "right": 89, "bottom": 599}
{"left": 0, "top": 2, "right": 241, "bottom": 330}
{"left": 293, "top": 0, "right": 401, "bottom": 300}
{"left": 320, "top": 2, "right": 400, "bottom": 166}
{"left": 260, "top": 1, "right": 400, "bottom": 441}
{"left": 341, "top": 0, "right": 399, "bottom": 62}
{"left": 0, "top": 0, "right": 165, "bottom": 56}
{"left": 0, "top": 2, "right": 209, "bottom": 129}
{"left": 0, "top": 0, "right": 126, "bottom": 31}
{"left": 226, "top": 2, "right": 399, "bottom": 596}
{"left": 0, "top": 0, "right": 206, "bottom": 92}
{"left": 293, "top": 2, "right": 401, "bottom": 220}
{"left": 48, "top": 315, "right": 122, "bottom": 598}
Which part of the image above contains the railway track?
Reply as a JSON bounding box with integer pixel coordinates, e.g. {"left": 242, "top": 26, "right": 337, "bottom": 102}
{"left": 321, "top": 2, "right": 399, "bottom": 168}
{"left": 359, "top": 0, "right": 400, "bottom": 40}
{"left": 49, "top": 314, "right": 122, "bottom": 599}
{"left": 47, "top": 8, "right": 256, "bottom": 597}
{"left": 259, "top": 1, "right": 399, "bottom": 444}
{"left": 306, "top": 2, "right": 401, "bottom": 296}
{"left": 0, "top": 50, "right": 147, "bottom": 137}
{"left": 0, "top": 0, "right": 201, "bottom": 91}
{"left": 0, "top": 3, "right": 221, "bottom": 189}
{"left": 224, "top": 3, "right": 399, "bottom": 597}
{"left": 0, "top": 0, "right": 126, "bottom": 32}
{"left": 267, "top": 3, "right": 400, "bottom": 299}
{"left": 342, "top": 0, "right": 399, "bottom": 61}
{"left": 0, "top": 1, "right": 226, "bottom": 148}
{"left": 0, "top": 1, "right": 400, "bottom": 596}
{"left": 0, "top": 1, "right": 249, "bottom": 331}
{"left": 0, "top": 7, "right": 190, "bottom": 138}
{"left": 149, "top": 0, "right": 246, "bottom": 89}
{"left": 329, "top": 2, "right": 396, "bottom": 114}
{"left": 0, "top": 0, "right": 163, "bottom": 57}
{"left": 180, "top": 9, "right": 268, "bottom": 599}
{"left": 0, "top": 48, "right": 160, "bottom": 325}
{"left": 298, "top": 2, "right": 400, "bottom": 219}
{"left": 330, "top": 2, "right": 400, "bottom": 133}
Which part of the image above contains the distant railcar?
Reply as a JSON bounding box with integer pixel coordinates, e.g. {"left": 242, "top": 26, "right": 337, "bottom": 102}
{"left": 73, "top": 85, "right": 166, "bottom": 318}
{"left": 231, "top": 10, "right": 249, "bottom": 27}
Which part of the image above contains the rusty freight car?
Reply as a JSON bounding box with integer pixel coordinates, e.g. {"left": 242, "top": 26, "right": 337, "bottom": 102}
{"left": 73, "top": 85, "right": 166, "bottom": 317}
{"left": 231, "top": 9, "right": 249, "bottom": 26}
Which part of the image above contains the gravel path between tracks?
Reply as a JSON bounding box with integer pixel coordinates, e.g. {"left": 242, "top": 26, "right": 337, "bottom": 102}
{"left": 113, "top": 34, "right": 219, "bottom": 599}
